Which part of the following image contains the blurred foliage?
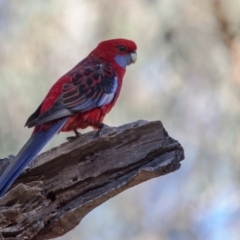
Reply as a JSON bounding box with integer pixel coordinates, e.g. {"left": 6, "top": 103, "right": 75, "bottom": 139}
{"left": 1, "top": 0, "right": 240, "bottom": 239}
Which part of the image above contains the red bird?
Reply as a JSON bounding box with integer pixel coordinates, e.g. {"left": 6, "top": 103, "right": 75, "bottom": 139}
{"left": 0, "top": 39, "right": 137, "bottom": 197}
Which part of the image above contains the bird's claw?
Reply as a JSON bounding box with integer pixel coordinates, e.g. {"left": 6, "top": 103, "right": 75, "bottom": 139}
{"left": 93, "top": 123, "right": 109, "bottom": 138}
{"left": 67, "top": 128, "right": 81, "bottom": 142}
{"left": 67, "top": 135, "right": 80, "bottom": 142}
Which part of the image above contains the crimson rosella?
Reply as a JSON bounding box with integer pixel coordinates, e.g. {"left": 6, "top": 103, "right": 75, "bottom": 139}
{"left": 0, "top": 38, "right": 137, "bottom": 197}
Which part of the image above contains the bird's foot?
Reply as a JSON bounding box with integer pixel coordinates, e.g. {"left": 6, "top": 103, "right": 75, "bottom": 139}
{"left": 67, "top": 128, "right": 81, "bottom": 142}
{"left": 94, "top": 123, "right": 109, "bottom": 138}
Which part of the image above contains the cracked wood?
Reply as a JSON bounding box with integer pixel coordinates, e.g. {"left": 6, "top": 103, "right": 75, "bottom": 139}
{"left": 0, "top": 120, "right": 184, "bottom": 240}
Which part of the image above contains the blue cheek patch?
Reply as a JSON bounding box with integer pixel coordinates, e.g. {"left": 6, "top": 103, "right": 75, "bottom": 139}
{"left": 115, "top": 55, "right": 132, "bottom": 68}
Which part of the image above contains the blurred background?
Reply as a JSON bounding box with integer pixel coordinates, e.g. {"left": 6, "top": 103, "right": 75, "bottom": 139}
{"left": 1, "top": 0, "right": 240, "bottom": 239}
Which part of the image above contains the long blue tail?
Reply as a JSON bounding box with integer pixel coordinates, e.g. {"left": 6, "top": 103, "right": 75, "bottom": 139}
{"left": 0, "top": 118, "right": 68, "bottom": 197}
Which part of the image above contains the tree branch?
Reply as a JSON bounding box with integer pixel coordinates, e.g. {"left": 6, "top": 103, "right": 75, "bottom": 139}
{"left": 0, "top": 120, "right": 184, "bottom": 240}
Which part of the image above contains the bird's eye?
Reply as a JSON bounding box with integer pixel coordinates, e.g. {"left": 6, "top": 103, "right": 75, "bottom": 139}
{"left": 118, "top": 46, "right": 126, "bottom": 52}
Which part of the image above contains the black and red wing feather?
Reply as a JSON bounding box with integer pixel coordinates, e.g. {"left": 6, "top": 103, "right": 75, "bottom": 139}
{"left": 26, "top": 57, "right": 118, "bottom": 128}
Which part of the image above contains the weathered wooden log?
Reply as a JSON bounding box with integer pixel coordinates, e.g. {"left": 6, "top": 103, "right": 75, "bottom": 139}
{"left": 0, "top": 120, "right": 184, "bottom": 240}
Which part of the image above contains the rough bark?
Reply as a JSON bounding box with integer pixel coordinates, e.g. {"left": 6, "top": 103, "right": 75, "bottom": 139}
{"left": 0, "top": 120, "right": 184, "bottom": 240}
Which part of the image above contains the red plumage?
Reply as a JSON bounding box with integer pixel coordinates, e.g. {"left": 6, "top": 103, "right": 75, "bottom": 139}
{"left": 28, "top": 38, "right": 137, "bottom": 133}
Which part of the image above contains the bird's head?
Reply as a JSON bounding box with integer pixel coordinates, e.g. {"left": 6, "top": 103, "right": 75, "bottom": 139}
{"left": 90, "top": 38, "right": 137, "bottom": 69}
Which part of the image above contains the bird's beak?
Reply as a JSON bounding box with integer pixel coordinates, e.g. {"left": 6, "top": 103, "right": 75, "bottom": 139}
{"left": 130, "top": 51, "right": 137, "bottom": 64}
